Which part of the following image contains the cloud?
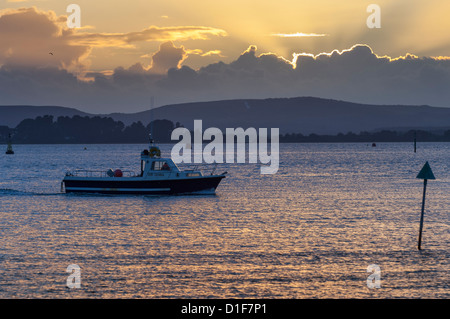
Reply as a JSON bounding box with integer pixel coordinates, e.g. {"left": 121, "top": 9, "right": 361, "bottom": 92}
{"left": 112, "top": 41, "right": 191, "bottom": 75}
{"left": 68, "top": 26, "right": 227, "bottom": 48}
{"left": 200, "top": 50, "right": 224, "bottom": 57}
{"left": 1, "top": 42, "right": 450, "bottom": 113}
{"left": 0, "top": 7, "right": 89, "bottom": 69}
{"left": 185, "top": 49, "right": 224, "bottom": 57}
{"left": 271, "top": 32, "right": 328, "bottom": 37}
{"left": 148, "top": 41, "right": 188, "bottom": 74}
{"left": 127, "top": 44, "right": 450, "bottom": 108}
{"left": 0, "top": 7, "right": 227, "bottom": 72}
{"left": 430, "top": 56, "right": 450, "bottom": 61}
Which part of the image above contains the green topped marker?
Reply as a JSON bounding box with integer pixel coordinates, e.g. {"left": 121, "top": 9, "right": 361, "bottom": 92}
{"left": 416, "top": 161, "right": 435, "bottom": 180}
{"left": 416, "top": 161, "right": 435, "bottom": 250}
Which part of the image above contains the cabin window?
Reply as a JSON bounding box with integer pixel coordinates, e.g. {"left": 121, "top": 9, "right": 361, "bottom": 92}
{"left": 152, "top": 161, "right": 171, "bottom": 171}
{"left": 186, "top": 173, "right": 200, "bottom": 177}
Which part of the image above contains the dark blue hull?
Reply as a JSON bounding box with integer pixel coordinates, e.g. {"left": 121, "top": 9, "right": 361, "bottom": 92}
{"left": 63, "top": 175, "right": 225, "bottom": 195}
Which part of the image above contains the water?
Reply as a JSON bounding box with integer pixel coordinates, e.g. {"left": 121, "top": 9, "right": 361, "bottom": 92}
{"left": 0, "top": 143, "right": 448, "bottom": 298}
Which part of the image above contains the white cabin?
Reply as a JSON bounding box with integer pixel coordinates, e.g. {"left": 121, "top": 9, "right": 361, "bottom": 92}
{"left": 140, "top": 146, "right": 203, "bottom": 180}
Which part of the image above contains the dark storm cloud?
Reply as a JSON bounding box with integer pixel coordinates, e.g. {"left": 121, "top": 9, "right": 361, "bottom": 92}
{"left": 1, "top": 44, "right": 450, "bottom": 113}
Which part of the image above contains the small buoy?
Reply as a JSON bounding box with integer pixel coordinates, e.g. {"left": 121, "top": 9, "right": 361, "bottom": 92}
{"left": 372, "top": 143, "right": 376, "bottom": 147}
{"left": 5, "top": 133, "right": 14, "bottom": 154}
{"left": 114, "top": 169, "right": 123, "bottom": 177}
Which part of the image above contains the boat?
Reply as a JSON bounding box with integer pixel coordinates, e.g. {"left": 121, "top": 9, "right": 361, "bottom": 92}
{"left": 5, "top": 134, "right": 14, "bottom": 155}
{"left": 62, "top": 144, "right": 227, "bottom": 195}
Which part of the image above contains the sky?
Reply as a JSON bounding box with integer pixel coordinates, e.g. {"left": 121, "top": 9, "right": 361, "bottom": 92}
{"left": 1, "top": 0, "right": 450, "bottom": 113}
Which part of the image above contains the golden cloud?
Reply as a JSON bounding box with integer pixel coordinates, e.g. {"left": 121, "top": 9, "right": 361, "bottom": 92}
{"left": 430, "top": 56, "right": 450, "bottom": 61}
{"left": 185, "top": 49, "right": 224, "bottom": 57}
{"left": 270, "top": 32, "right": 328, "bottom": 37}
{"left": 69, "top": 26, "right": 227, "bottom": 48}
{"left": 0, "top": 7, "right": 227, "bottom": 70}
{"left": 0, "top": 7, "right": 88, "bottom": 69}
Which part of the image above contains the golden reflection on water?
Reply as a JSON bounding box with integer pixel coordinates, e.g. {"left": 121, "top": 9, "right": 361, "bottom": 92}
{"left": 0, "top": 143, "right": 449, "bottom": 298}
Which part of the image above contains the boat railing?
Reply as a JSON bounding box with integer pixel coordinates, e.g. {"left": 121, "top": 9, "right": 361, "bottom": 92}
{"left": 67, "top": 170, "right": 138, "bottom": 178}
{"left": 178, "top": 163, "right": 219, "bottom": 175}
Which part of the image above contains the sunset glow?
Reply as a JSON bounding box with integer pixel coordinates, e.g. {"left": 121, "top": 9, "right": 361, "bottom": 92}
{"left": 1, "top": 0, "right": 449, "bottom": 111}
{"left": 271, "top": 33, "right": 328, "bottom": 38}
{"left": 0, "top": 0, "right": 449, "bottom": 304}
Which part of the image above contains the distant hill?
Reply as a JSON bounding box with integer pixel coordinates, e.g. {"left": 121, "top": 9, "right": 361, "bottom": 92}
{"left": 1, "top": 97, "right": 450, "bottom": 134}
{"left": 106, "top": 97, "right": 450, "bottom": 134}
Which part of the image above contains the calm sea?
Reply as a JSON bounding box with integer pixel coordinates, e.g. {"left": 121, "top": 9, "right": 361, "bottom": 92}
{"left": 0, "top": 143, "right": 448, "bottom": 298}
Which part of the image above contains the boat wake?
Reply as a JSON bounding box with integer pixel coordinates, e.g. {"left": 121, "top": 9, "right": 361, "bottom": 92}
{"left": 0, "top": 188, "right": 64, "bottom": 197}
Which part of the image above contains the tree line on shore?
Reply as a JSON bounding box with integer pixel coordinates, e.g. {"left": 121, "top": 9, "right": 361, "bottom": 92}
{"left": 0, "top": 115, "right": 179, "bottom": 144}
{"left": 1, "top": 115, "right": 450, "bottom": 144}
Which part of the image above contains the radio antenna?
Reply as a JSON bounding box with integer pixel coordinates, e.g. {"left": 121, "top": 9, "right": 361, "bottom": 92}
{"left": 149, "top": 96, "right": 155, "bottom": 145}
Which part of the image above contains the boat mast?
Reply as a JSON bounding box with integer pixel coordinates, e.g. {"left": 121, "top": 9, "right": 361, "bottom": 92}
{"left": 149, "top": 95, "right": 155, "bottom": 147}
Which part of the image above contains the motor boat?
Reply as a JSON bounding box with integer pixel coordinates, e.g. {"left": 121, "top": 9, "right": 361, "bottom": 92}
{"left": 62, "top": 145, "right": 227, "bottom": 195}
